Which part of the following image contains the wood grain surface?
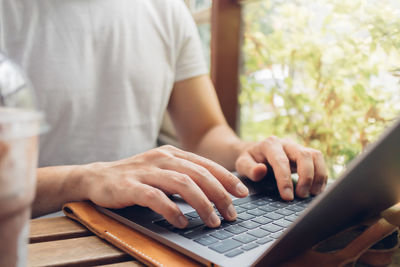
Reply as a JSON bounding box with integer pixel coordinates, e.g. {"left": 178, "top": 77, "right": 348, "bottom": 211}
{"left": 28, "top": 216, "right": 142, "bottom": 267}
{"left": 28, "top": 216, "right": 400, "bottom": 267}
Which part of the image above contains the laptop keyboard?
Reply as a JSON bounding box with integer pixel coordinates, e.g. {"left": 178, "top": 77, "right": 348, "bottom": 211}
{"left": 154, "top": 194, "right": 313, "bottom": 258}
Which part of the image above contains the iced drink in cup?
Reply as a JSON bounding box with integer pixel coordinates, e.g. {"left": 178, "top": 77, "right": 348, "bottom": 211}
{"left": 0, "top": 52, "right": 45, "bottom": 266}
{"left": 0, "top": 108, "right": 42, "bottom": 266}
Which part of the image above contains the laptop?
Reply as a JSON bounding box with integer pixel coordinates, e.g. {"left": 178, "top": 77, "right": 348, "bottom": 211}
{"left": 97, "top": 117, "right": 400, "bottom": 267}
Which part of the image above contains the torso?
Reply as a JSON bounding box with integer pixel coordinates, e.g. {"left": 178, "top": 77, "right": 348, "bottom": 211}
{"left": 0, "top": 0, "right": 206, "bottom": 166}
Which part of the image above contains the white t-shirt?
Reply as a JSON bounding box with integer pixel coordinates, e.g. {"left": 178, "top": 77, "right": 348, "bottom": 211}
{"left": 0, "top": 0, "right": 208, "bottom": 166}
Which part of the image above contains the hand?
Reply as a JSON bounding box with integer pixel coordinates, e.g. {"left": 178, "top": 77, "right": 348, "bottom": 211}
{"left": 235, "top": 136, "right": 328, "bottom": 201}
{"left": 82, "top": 145, "right": 249, "bottom": 229}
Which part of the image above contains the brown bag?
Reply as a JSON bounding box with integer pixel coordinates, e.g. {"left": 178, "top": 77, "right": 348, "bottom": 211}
{"left": 63, "top": 202, "right": 400, "bottom": 267}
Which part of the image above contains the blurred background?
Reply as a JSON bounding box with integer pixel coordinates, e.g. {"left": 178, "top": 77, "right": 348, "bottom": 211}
{"left": 184, "top": 0, "right": 400, "bottom": 178}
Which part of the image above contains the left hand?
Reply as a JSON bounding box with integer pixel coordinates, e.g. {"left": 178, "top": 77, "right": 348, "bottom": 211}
{"left": 235, "top": 136, "right": 328, "bottom": 201}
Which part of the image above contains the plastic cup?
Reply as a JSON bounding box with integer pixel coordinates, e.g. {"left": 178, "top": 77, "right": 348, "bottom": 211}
{"left": 0, "top": 107, "right": 42, "bottom": 267}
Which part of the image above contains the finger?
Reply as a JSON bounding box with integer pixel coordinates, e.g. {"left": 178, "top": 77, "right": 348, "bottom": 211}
{"left": 163, "top": 146, "right": 249, "bottom": 197}
{"left": 290, "top": 148, "right": 314, "bottom": 198}
{"left": 127, "top": 182, "right": 188, "bottom": 229}
{"left": 235, "top": 152, "right": 267, "bottom": 182}
{"left": 259, "top": 137, "right": 294, "bottom": 201}
{"left": 281, "top": 141, "right": 315, "bottom": 198}
{"left": 144, "top": 169, "right": 221, "bottom": 228}
{"left": 160, "top": 158, "right": 237, "bottom": 221}
{"left": 309, "top": 149, "right": 328, "bottom": 195}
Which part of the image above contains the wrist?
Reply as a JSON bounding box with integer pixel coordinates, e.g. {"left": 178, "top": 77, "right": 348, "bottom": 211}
{"left": 231, "top": 140, "right": 254, "bottom": 161}
{"left": 62, "top": 164, "right": 92, "bottom": 203}
{"left": 33, "top": 164, "right": 93, "bottom": 217}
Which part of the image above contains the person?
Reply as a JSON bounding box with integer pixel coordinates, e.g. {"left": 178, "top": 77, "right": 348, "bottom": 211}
{"left": 0, "top": 0, "right": 328, "bottom": 229}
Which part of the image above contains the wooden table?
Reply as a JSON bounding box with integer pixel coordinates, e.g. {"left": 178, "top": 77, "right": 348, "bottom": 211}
{"left": 29, "top": 216, "right": 400, "bottom": 267}
{"left": 28, "top": 216, "right": 144, "bottom": 267}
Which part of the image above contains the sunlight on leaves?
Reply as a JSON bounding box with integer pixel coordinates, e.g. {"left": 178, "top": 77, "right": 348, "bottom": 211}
{"left": 240, "top": 0, "right": 400, "bottom": 178}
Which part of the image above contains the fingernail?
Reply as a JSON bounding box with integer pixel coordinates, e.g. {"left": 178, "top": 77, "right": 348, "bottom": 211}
{"left": 208, "top": 212, "right": 221, "bottom": 227}
{"left": 313, "top": 188, "right": 322, "bottom": 195}
{"left": 297, "top": 186, "right": 310, "bottom": 198}
{"left": 226, "top": 204, "right": 236, "bottom": 220}
{"left": 283, "top": 187, "right": 294, "bottom": 200}
{"left": 177, "top": 215, "right": 187, "bottom": 228}
{"left": 311, "top": 184, "right": 323, "bottom": 195}
{"left": 236, "top": 183, "right": 249, "bottom": 195}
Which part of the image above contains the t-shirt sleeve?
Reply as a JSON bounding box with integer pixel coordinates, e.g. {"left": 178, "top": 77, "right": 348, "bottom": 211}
{"left": 173, "top": 1, "right": 209, "bottom": 82}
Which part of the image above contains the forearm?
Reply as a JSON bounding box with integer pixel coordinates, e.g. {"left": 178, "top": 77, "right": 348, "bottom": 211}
{"left": 32, "top": 165, "right": 88, "bottom": 218}
{"left": 191, "top": 124, "right": 253, "bottom": 171}
{"left": 168, "top": 75, "right": 253, "bottom": 171}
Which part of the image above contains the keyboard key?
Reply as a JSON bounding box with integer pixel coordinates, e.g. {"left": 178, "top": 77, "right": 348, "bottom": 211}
{"left": 296, "top": 199, "right": 312, "bottom": 207}
{"left": 225, "top": 225, "right": 247, "bottom": 235}
{"left": 270, "top": 201, "right": 292, "bottom": 208}
{"left": 209, "top": 239, "right": 242, "bottom": 254}
{"left": 303, "top": 197, "right": 314, "bottom": 203}
{"left": 261, "top": 223, "right": 282, "bottom": 233}
{"left": 252, "top": 216, "right": 272, "bottom": 225}
{"left": 242, "top": 243, "right": 259, "bottom": 251}
{"left": 194, "top": 236, "right": 219, "bottom": 246}
{"left": 256, "top": 236, "right": 274, "bottom": 245}
{"left": 247, "top": 208, "right": 267, "bottom": 216}
{"left": 253, "top": 200, "right": 269, "bottom": 206}
{"left": 270, "top": 231, "right": 283, "bottom": 239}
{"left": 233, "top": 194, "right": 263, "bottom": 205}
{"left": 285, "top": 200, "right": 298, "bottom": 206}
{"left": 225, "top": 249, "right": 243, "bottom": 258}
{"left": 273, "top": 219, "right": 292, "bottom": 228}
{"left": 180, "top": 226, "right": 214, "bottom": 239}
{"left": 264, "top": 212, "right": 284, "bottom": 220}
{"left": 259, "top": 196, "right": 274, "bottom": 202}
{"left": 186, "top": 211, "right": 200, "bottom": 218}
{"left": 286, "top": 205, "right": 305, "bottom": 212}
{"left": 221, "top": 219, "right": 243, "bottom": 228}
{"left": 295, "top": 203, "right": 309, "bottom": 208}
{"left": 235, "top": 206, "right": 246, "bottom": 214}
{"left": 210, "top": 230, "right": 234, "bottom": 240}
{"left": 275, "top": 209, "right": 295, "bottom": 216}
{"left": 154, "top": 219, "right": 172, "bottom": 228}
{"left": 248, "top": 229, "right": 270, "bottom": 238}
{"left": 233, "top": 233, "right": 257, "bottom": 244}
{"left": 233, "top": 197, "right": 251, "bottom": 206}
{"left": 240, "top": 203, "right": 258, "bottom": 210}
{"left": 296, "top": 211, "right": 305, "bottom": 216}
{"left": 258, "top": 206, "right": 278, "bottom": 212}
{"left": 238, "top": 212, "right": 255, "bottom": 221}
{"left": 239, "top": 221, "right": 261, "bottom": 229}
{"left": 186, "top": 218, "right": 205, "bottom": 229}
{"left": 285, "top": 214, "right": 299, "bottom": 222}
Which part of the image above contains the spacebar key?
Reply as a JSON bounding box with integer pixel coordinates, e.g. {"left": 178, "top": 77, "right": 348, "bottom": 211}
{"left": 209, "top": 239, "right": 242, "bottom": 254}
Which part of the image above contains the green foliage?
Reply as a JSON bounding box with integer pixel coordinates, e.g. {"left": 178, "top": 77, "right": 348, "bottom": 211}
{"left": 240, "top": 0, "right": 400, "bottom": 178}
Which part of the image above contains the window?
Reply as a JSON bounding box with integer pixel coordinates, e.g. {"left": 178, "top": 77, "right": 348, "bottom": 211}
{"left": 185, "top": 0, "right": 212, "bottom": 68}
{"left": 240, "top": 0, "right": 400, "bottom": 177}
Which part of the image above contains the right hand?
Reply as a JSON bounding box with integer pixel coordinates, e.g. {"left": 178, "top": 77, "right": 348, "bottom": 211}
{"left": 81, "top": 145, "right": 249, "bottom": 229}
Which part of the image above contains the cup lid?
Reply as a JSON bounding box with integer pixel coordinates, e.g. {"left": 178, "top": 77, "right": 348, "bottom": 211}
{"left": 0, "top": 51, "right": 48, "bottom": 136}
